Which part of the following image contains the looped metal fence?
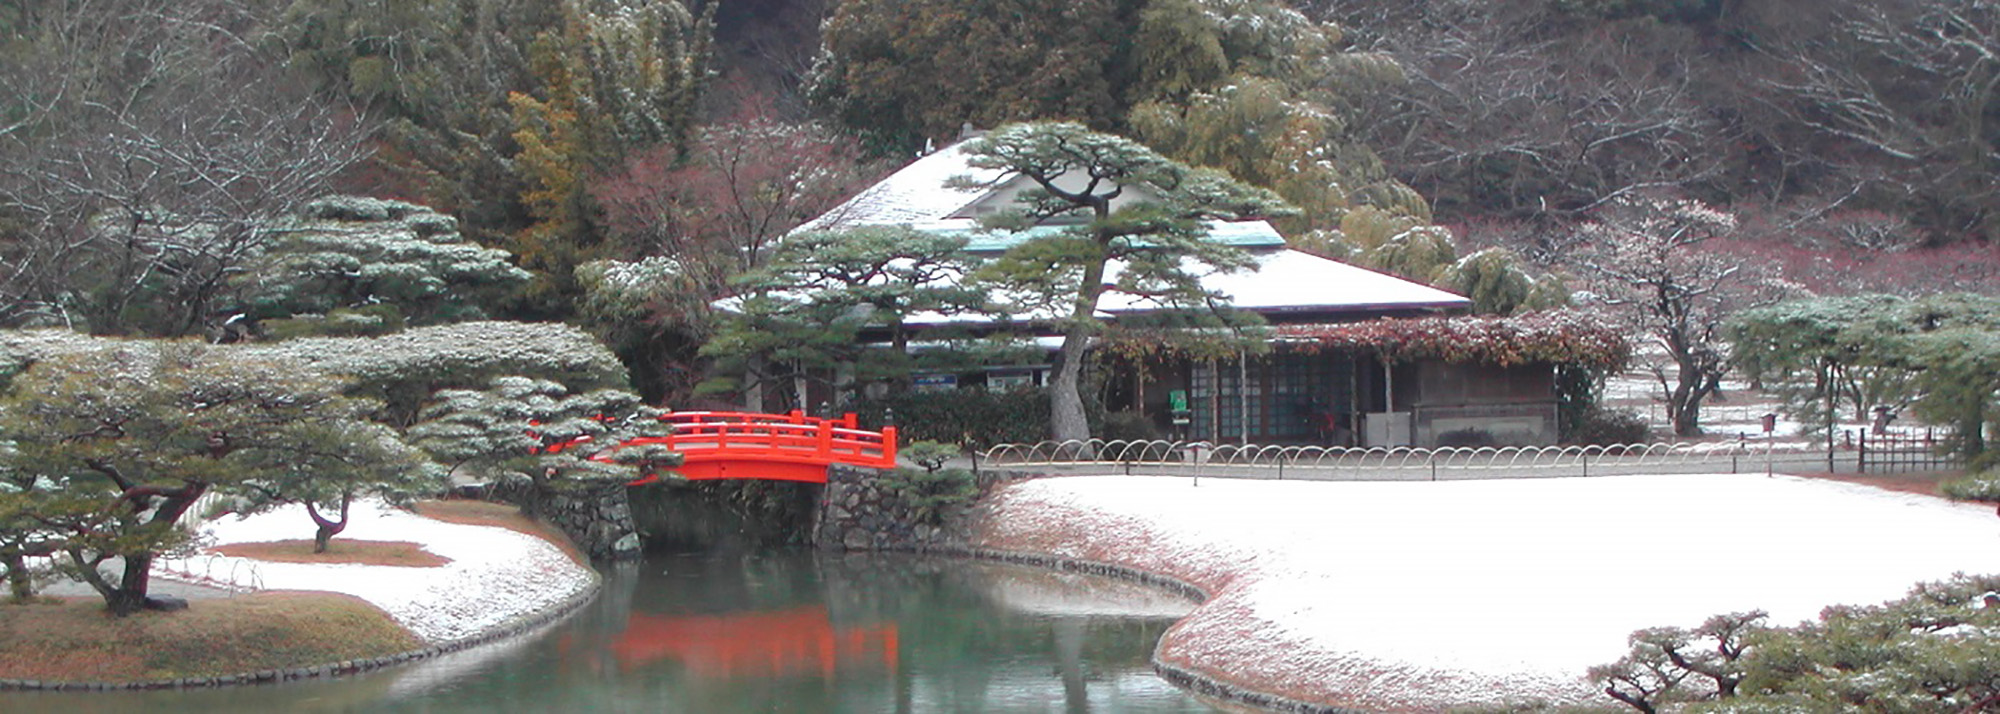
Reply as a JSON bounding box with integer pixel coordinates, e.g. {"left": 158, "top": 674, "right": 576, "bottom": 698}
{"left": 153, "top": 553, "right": 264, "bottom": 593}
{"left": 980, "top": 438, "right": 1832, "bottom": 481}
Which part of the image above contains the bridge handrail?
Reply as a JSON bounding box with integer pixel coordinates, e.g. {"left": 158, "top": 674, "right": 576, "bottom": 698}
{"left": 653, "top": 413, "right": 896, "bottom": 469}
{"left": 569, "top": 410, "right": 899, "bottom": 475}
{"left": 661, "top": 410, "right": 860, "bottom": 430}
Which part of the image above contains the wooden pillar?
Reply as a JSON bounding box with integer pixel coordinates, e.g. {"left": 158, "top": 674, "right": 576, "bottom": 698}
{"left": 1206, "top": 360, "right": 1220, "bottom": 442}
{"left": 1348, "top": 352, "right": 1362, "bottom": 447}
{"left": 1238, "top": 350, "right": 1250, "bottom": 443}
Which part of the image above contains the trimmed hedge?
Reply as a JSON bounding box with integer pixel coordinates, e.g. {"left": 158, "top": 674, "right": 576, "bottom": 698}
{"left": 853, "top": 388, "right": 1051, "bottom": 446}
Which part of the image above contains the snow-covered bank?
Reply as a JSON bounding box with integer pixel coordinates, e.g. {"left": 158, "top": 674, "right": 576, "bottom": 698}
{"left": 973, "top": 474, "right": 2000, "bottom": 711}
{"left": 197, "top": 500, "right": 598, "bottom": 645}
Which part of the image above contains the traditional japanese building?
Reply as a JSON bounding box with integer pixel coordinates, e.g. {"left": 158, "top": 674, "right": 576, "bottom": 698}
{"left": 765, "top": 136, "right": 1622, "bottom": 447}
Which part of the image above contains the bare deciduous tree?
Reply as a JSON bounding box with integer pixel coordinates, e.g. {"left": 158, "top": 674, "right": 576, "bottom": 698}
{"left": 1348, "top": 2, "right": 1722, "bottom": 220}
{"left": 1564, "top": 196, "right": 1764, "bottom": 437}
{"left": 0, "top": 0, "right": 370, "bottom": 335}
{"left": 1757, "top": 0, "right": 2000, "bottom": 241}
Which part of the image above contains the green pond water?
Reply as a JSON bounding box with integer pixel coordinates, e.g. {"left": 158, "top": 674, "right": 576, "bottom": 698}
{"left": 0, "top": 549, "right": 1220, "bottom": 713}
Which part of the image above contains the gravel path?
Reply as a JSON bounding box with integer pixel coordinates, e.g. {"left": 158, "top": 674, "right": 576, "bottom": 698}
{"left": 39, "top": 559, "right": 234, "bottom": 600}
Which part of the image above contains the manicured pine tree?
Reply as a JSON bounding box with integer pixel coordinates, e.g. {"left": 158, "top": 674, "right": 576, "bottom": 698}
{"left": 953, "top": 122, "right": 1294, "bottom": 442}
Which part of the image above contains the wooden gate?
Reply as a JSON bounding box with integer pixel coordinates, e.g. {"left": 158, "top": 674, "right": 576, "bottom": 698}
{"left": 1857, "top": 427, "right": 1961, "bottom": 474}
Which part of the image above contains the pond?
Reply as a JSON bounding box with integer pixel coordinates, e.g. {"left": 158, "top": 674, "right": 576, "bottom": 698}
{"left": 0, "top": 549, "right": 1220, "bottom": 713}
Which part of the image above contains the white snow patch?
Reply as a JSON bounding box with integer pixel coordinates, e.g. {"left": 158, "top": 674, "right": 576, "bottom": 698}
{"left": 198, "top": 499, "right": 596, "bottom": 645}
{"left": 975, "top": 473, "right": 2000, "bottom": 711}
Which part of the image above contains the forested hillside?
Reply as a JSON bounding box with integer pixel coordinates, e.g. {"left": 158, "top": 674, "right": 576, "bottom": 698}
{"left": 1, "top": 0, "right": 1994, "bottom": 404}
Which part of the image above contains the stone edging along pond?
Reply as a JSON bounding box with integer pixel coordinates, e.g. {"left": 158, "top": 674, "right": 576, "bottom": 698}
{"left": 895, "top": 543, "right": 1369, "bottom": 714}
{"left": 0, "top": 573, "right": 602, "bottom": 693}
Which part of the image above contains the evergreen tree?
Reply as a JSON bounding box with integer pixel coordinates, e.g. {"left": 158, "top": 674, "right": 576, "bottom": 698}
{"left": 235, "top": 420, "right": 443, "bottom": 553}
{"left": 407, "top": 376, "right": 678, "bottom": 519}
{"left": 1730, "top": 293, "right": 2000, "bottom": 466}
{"left": 233, "top": 196, "right": 531, "bottom": 337}
{"left": 0, "top": 344, "right": 431, "bottom": 614}
{"left": 954, "top": 122, "right": 1293, "bottom": 442}
{"left": 808, "top": 0, "right": 1135, "bottom": 153}
{"left": 1593, "top": 573, "right": 2000, "bottom": 712}
{"left": 699, "top": 225, "right": 988, "bottom": 406}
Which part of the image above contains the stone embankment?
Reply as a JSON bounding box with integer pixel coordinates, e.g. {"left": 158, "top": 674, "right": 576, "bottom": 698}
{"left": 487, "top": 479, "right": 643, "bottom": 560}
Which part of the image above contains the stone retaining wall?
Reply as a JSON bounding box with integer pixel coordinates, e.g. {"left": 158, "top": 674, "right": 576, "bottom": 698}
{"left": 490, "top": 479, "right": 641, "bottom": 561}
{"left": 812, "top": 465, "right": 1040, "bottom": 550}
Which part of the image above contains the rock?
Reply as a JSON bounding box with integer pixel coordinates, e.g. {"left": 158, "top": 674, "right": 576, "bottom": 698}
{"left": 612, "top": 532, "right": 641, "bottom": 555}
{"left": 144, "top": 595, "right": 190, "bottom": 612}
{"left": 842, "top": 531, "right": 871, "bottom": 550}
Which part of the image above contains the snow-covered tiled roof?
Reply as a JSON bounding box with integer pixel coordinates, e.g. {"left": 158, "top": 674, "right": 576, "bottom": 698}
{"left": 1098, "top": 249, "right": 1470, "bottom": 315}
{"left": 889, "top": 248, "right": 1469, "bottom": 328}
{"left": 786, "top": 137, "right": 1472, "bottom": 323}
{"left": 913, "top": 219, "right": 1289, "bottom": 252}
{"left": 794, "top": 142, "right": 1006, "bottom": 233}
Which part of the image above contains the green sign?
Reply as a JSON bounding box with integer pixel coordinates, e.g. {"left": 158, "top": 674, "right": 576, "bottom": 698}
{"left": 1169, "top": 389, "right": 1188, "bottom": 413}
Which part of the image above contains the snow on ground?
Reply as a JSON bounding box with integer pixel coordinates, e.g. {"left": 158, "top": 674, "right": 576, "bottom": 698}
{"left": 974, "top": 473, "right": 2000, "bottom": 712}
{"left": 196, "top": 499, "right": 597, "bottom": 645}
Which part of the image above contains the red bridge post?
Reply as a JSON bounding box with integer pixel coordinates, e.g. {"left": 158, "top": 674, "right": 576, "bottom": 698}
{"left": 880, "top": 426, "right": 898, "bottom": 467}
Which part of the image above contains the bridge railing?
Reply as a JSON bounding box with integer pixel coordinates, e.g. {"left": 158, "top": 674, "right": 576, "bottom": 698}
{"left": 646, "top": 412, "right": 897, "bottom": 469}
{"left": 662, "top": 410, "right": 858, "bottom": 429}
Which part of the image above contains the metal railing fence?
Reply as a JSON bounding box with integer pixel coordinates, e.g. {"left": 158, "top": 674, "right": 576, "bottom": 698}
{"left": 979, "top": 438, "right": 1842, "bottom": 481}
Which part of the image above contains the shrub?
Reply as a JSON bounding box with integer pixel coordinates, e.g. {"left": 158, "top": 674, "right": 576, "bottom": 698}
{"left": 1572, "top": 407, "right": 1651, "bottom": 446}
{"left": 853, "top": 388, "right": 1050, "bottom": 446}
{"left": 300, "top": 195, "right": 423, "bottom": 222}
{"left": 879, "top": 467, "right": 977, "bottom": 525}
{"left": 1941, "top": 469, "right": 2000, "bottom": 502}
{"left": 1101, "top": 409, "right": 1162, "bottom": 442}
{"left": 900, "top": 440, "right": 960, "bottom": 472}
{"left": 260, "top": 305, "right": 408, "bottom": 340}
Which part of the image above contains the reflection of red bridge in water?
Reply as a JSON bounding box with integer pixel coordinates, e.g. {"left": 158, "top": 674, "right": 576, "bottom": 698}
{"left": 621, "top": 411, "right": 898, "bottom": 484}
{"left": 607, "top": 606, "right": 899, "bottom": 678}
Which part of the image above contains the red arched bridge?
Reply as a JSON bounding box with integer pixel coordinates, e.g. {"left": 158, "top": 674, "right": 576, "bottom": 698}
{"left": 620, "top": 410, "right": 899, "bottom": 484}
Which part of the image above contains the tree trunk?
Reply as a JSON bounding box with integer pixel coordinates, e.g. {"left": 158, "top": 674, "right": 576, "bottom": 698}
{"left": 1666, "top": 342, "right": 1719, "bottom": 438}
{"left": 4, "top": 553, "right": 32, "bottom": 602}
{"left": 99, "top": 481, "right": 208, "bottom": 616}
{"left": 305, "top": 493, "right": 353, "bottom": 554}
{"left": 1960, "top": 399, "right": 1987, "bottom": 465}
{"left": 1048, "top": 327, "right": 1092, "bottom": 445}
{"left": 1049, "top": 248, "right": 1110, "bottom": 447}
{"left": 111, "top": 554, "right": 154, "bottom": 616}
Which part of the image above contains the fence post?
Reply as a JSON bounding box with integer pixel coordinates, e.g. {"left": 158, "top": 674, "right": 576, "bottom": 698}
{"left": 1857, "top": 427, "right": 1869, "bottom": 475}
